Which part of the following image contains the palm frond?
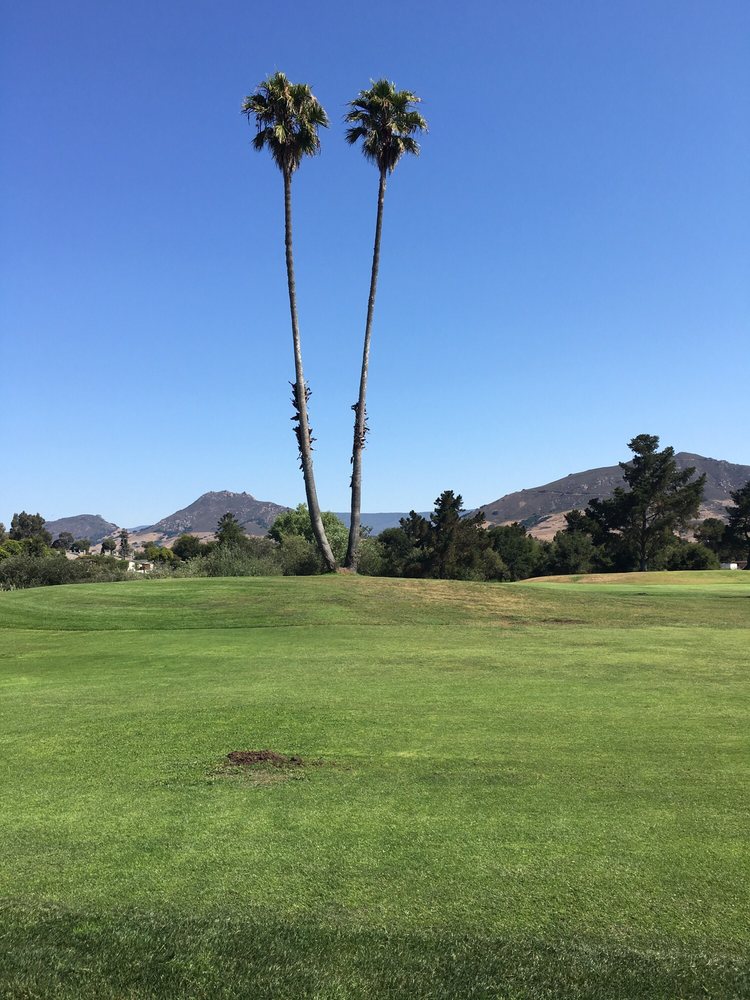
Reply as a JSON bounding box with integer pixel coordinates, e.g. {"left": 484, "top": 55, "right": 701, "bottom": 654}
{"left": 344, "top": 79, "right": 427, "bottom": 174}
{"left": 242, "top": 71, "right": 329, "bottom": 174}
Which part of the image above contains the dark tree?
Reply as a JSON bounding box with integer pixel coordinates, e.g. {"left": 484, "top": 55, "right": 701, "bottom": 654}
{"left": 242, "top": 73, "right": 336, "bottom": 572}
{"left": 9, "top": 512, "right": 51, "bottom": 546}
{"left": 575, "top": 435, "right": 705, "bottom": 571}
{"left": 726, "top": 480, "right": 750, "bottom": 568}
{"left": 100, "top": 537, "right": 117, "bottom": 556}
{"left": 71, "top": 539, "right": 91, "bottom": 554}
{"left": 547, "top": 529, "right": 596, "bottom": 575}
{"left": 488, "top": 523, "right": 546, "bottom": 580}
{"left": 172, "top": 534, "right": 204, "bottom": 560}
{"left": 216, "top": 512, "right": 246, "bottom": 548}
{"left": 343, "top": 80, "right": 427, "bottom": 570}
{"left": 377, "top": 526, "right": 419, "bottom": 577}
{"left": 426, "top": 491, "right": 499, "bottom": 580}
{"left": 52, "top": 531, "right": 75, "bottom": 551}
{"left": 118, "top": 529, "right": 131, "bottom": 557}
{"left": 693, "top": 518, "right": 727, "bottom": 557}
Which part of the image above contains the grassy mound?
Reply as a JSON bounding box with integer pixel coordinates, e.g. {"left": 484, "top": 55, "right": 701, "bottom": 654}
{"left": 1, "top": 576, "right": 748, "bottom": 998}
{"left": 529, "top": 569, "right": 750, "bottom": 586}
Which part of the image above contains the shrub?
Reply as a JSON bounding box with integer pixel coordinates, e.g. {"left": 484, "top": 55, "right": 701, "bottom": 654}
{"left": 0, "top": 554, "right": 129, "bottom": 590}
{"left": 355, "top": 537, "right": 385, "bottom": 576}
{"left": 654, "top": 540, "right": 720, "bottom": 571}
{"left": 278, "top": 534, "right": 323, "bottom": 575}
{"left": 190, "top": 542, "right": 283, "bottom": 578}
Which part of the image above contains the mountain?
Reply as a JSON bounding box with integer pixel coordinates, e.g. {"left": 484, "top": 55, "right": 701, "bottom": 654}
{"left": 34, "top": 453, "right": 750, "bottom": 549}
{"left": 44, "top": 514, "right": 120, "bottom": 545}
{"left": 479, "top": 453, "right": 750, "bottom": 539}
{"left": 146, "top": 491, "right": 288, "bottom": 538}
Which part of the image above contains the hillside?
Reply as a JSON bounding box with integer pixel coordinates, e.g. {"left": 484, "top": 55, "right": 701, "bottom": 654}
{"left": 479, "top": 452, "right": 750, "bottom": 538}
{"left": 146, "top": 490, "right": 288, "bottom": 538}
{"left": 43, "top": 514, "right": 120, "bottom": 545}
{"left": 33, "top": 452, "right": 750, "bottom": 547}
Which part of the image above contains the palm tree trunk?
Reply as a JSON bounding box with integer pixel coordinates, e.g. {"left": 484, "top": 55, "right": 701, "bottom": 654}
{"left": 345, "top": 168, "right": 387, "bottom": 570}
{"left": 283, "top": 169, "right": 337, "bottom": 572}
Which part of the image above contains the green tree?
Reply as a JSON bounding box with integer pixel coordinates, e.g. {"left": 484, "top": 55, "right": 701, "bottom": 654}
{"left": 52, "top": 531, "right": 75, "bottom": 552}
{"left": 425, "top": 491, "right": 502, "bottom": 580}
{"left": 172, "top": 534, "right": 204, "bottom": 560}
{"left": 0, "top": 539, "right": 22, "bottom": 560}
{"left": 143, "top": 543, "right": 177, "bottom": 564}
{"left": 100, "top": 537, "right": 117, "bottom": 556}
{"left": 653, "top": 538, "right": 719, "bottom": 571}
{"left": 71, "top": 539, "right": 91, "bottom": 554}
{"left": 693, "top": 518, "right": 727, "bottom": 557}
{"left": 269, "top": 505, "right": 348, "bottom": 565}
{"left": 118, "top": 529, "right": 131, "bottom": 557}
{"left": 578, "top": 435, "right": 706, "bottom": 572}
{"left": 216, "top": 513, "right": 246, "bottom": 548}
{"left": 726, "top": 480, "right": 750, "bottom": 568}
{"left": 488, "top": 523, "right": 546, "bottom": 580}
{"left": 377, "top": 525, "right": 421, "bottom": 577}
{"left": 9, "top": 512, "right": 51, "bottom": 546}
{"left": 0, "top": 524, "right": 6, "bottom": 544}
{"left": 548, "top": 529, "right": 596, "bottom": 575}
{"left": 343, "top": 81, "right": 427, "bottom": 571}
{"left": 242, "top": 72, "right": 336, "bottom": 572}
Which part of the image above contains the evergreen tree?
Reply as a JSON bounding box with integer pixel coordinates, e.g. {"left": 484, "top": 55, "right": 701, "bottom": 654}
{"left": 574, "top": 435, "right": 705, "bottom": 571}
{"left": 726, "top": 480, "right": 750, "bottom": 568}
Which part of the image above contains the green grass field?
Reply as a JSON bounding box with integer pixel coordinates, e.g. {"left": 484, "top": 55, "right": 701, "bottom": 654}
{"left": 1, "top": 573, "right": 748, "bottom": 998}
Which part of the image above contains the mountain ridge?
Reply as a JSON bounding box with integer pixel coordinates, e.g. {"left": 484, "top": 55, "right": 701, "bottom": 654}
{"left": 479, "top": 452, "right": 750, "bottom": 539}
{"left": 40, "top": 451, "right": 749, "bottom": 546}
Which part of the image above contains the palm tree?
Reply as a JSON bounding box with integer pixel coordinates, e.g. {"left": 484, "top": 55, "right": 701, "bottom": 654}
{"left": 343, "top": 80, "right": 427, "bottom": 570}
{"left": 242, "top": 72, "right": 337, "bottom": 572}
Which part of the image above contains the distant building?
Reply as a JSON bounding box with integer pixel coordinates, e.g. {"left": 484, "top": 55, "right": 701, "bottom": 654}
{"left": 127, "top": 560, "right": 154, "bottom": 573}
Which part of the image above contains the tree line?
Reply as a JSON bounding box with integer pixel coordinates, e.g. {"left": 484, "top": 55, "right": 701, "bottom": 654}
{"left": 368, "top": 435, "right": 750, "bottom": 580}
{"left": 2, "top": 434, "right": 748, "bottom": 589}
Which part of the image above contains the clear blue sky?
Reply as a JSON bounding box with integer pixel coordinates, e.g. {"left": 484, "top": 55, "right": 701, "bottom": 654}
{"left": 2, "top": 0, "right": 748, "bottom": 527}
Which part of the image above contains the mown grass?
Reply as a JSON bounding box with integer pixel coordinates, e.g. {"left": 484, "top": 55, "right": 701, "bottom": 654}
{"left": 1, "top": 573, "right": 748, "bottom": 998}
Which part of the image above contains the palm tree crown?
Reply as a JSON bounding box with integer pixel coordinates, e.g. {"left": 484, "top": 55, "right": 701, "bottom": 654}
{"left": 242, "top": 72, "right": 329, "bottom": 175}
{"left": 345, "top": 79, "right": 427, "bottom": 174}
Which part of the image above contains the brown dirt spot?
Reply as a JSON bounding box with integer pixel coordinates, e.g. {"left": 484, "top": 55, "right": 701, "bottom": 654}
{"left": 226, "top": 749, "right": 303, "bottom": 767}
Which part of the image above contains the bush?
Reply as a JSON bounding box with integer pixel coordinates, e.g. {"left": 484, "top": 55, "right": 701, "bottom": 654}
{"left": 654, "top": 540, "right": 720, "bottom": 571}
{"left": 188, "top": 541, "right": 283, "bottom": 578}
{"left": 278, "top": 534, "right": 323, "bottom": 575}
{"left": 0, "top": 554, "right": 129, "bottom": 590}
{"left": 269, "top": 505, "right": 348, "bottom": 564}
{"left": 172, "top": 534, "right": 207, "bottom": 560}
{"left": 355, "top": 537, "right": 385, "bottom": 576}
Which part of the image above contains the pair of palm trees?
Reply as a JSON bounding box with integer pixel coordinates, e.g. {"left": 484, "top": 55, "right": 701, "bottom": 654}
{"left": 242, "top": 73, "right": 427, "bottom": 572}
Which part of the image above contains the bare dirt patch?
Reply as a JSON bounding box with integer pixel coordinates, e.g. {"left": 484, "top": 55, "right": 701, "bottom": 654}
{"left": 210, "top": 749, "right": 316, "bottom": 787}
{"left": 226, "top": 749, "right": 303, "bottom": 767}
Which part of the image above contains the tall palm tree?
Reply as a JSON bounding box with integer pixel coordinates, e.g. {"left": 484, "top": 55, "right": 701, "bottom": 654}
{"left": 343, "top": 80, "right": 427, "bottom": 570}
{"left": 242, "top": 72, "right": 337, "bottom": 572}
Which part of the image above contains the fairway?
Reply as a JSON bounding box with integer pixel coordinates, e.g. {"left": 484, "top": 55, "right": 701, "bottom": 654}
{"left": 1, "top": 574, "right": 748, "bottom": 999}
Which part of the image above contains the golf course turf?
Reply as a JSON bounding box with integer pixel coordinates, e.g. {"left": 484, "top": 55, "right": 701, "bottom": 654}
{"left": 1, "top": 573, "right": 748, "bottom": 998}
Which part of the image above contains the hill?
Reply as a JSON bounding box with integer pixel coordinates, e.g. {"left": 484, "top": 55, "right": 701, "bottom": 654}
{"left": 43, "top": 514, "right": 120, "bottom": 545}
{"left": 146, "top": 490, "right": 288, "bottom": 538}
{"left": 479, "top": 452, "right": 750, "bottom": 538}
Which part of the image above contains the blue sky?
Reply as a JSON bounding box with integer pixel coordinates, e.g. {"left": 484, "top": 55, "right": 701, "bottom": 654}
{"left": 2, "top": 0, "right": 748, "bottom": 527}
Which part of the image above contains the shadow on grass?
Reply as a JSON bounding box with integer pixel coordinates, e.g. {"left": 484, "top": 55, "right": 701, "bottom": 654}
{"left": 1, "top": 901, "right": 747, "bottom": 999}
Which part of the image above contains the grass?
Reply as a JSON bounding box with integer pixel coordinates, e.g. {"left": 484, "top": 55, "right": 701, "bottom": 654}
{"left": 1, "top": 572, "right": 748, "bottom": 998}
